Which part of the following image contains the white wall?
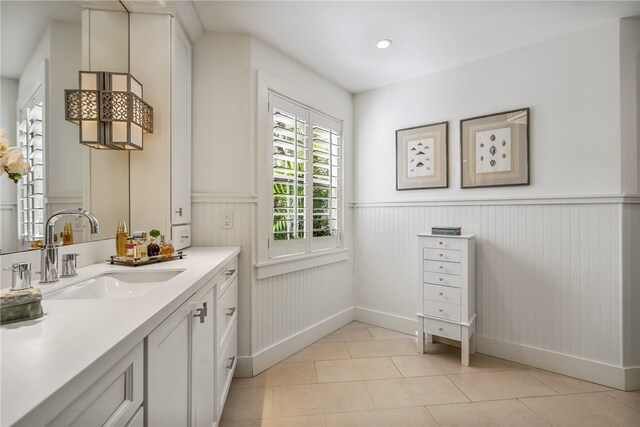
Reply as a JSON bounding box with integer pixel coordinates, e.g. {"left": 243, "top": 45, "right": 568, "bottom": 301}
{"left": 355, "top": 20, "right": 622, "bottom": 201}
{"left": 620, "top": 17, "right": 640, "bottom": 195}
{"left": 353, "top": 20, "right": 639, "bottom": 390}
{"left": 1, "top": 77, "right": 19, "bottom": 253}
{"left": 191, "top": 32, "right": 354, "bottom": 375}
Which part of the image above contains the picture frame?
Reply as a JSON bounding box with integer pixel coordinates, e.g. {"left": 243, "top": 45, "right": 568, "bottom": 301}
{"left": 460, "top": 108, "right": 529, "bottom": 188}
{"left": 396, "top": 121, "right": 448, "bottom": 190}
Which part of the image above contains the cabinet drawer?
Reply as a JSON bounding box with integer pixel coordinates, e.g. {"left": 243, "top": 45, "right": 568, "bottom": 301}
{"left": 424, "top": 318, "right": 461, "bottom": 341}
{"left": 217, "top": 277, "right": 238, "bottom": 349}
{"left": 425, "top": 284, "right": 461, "bottom": 305}
{"left": 424, "top": 260, "right": 461, "bottom": 276}
{"left": 424, "top": 237, "right": 463, "bottom": 251}
{"left": 424, "top": 272, "right": 461, "bottom": 288}
{"left": 424, "top": 248, "right": 461, "bottom": 263}
{"left": 50, "top": 342, "right": 144, "bottom": 427}
{"left": 172, "top": 224, "right": 191, "bottom": 250}
{"left": 217, "top": 322, "right": 237, "bottom": 414}
{"left": 218, "top": 257, "right": 238, "bottom": 298}
{"left": 424, "top": 300, "right": 461, "bottom": 322}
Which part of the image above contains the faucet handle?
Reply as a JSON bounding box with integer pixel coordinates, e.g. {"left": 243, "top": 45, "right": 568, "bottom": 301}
{"left": 4, "top": 262, "right": 32, "bottom": 291}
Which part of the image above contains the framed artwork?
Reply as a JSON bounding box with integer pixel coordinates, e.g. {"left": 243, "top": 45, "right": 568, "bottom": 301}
{"left": 396, "top": 121, "right": 448, "bottom": 190}
{"left": 460, "top": 108, "right": 529, "bottom": 188}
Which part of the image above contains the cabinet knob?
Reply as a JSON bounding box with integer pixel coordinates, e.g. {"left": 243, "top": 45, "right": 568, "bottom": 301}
{"left": 439, "top": 309, "right": 443, "bottom": 312}
{"left": 439, "top": 253, "right": 444, "bottom": 257}
{"left": 439, "top": 277, "right": 443, "bottom": 282}
{"left": 439, "top": 241, "right": 443, "bottom": 245}
{"left": 439, "top": 327, "right": 443, "bottom": 331}
{"left": 226, "top": 356, "right": 236, "bottom": 370}
{"left": 226, "top": 307, "right": 236, "bottom": 317}
{"left": 439, "top": 292, "right": 443, "bottom": 296}
{"left": 439, "top": 265, "right": 444, "bottom": 270}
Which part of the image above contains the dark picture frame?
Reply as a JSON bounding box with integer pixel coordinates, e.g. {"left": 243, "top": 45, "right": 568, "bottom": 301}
{"left": 396, "top": 121, "right": 448, "bottom": 190}
{"left": 460, "top": 108, "right": 529, "bottom": 188}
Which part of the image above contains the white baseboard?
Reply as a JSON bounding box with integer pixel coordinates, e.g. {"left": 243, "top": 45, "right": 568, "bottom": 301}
{"left": 476, "top": 335, "right": 638, "bottom": 391}
{"left": 354, "top": 307, "right": 418, "bottom": 336}
{"left": 250, "top": 307, "right": 355, "bottom": 375}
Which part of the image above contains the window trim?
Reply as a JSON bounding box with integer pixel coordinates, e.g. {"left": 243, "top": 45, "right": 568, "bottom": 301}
{"left": 257, "top": 71, "right": 348, "bottom": 268}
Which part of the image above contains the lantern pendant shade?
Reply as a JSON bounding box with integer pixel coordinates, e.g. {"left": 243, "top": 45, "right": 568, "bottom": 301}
{"left": 65, "top": 71, "right": 153, "bottom": 150}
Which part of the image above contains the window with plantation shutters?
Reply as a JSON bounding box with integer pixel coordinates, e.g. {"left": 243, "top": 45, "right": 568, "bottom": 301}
{"left": 269, "top": 92, "right": 341, "bottom": 258}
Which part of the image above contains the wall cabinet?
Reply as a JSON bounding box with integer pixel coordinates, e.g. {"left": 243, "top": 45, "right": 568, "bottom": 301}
{"left": 130, "top": 14, "right": 192, "bottom": 249}
{"left": 417, "top": 234, "right": 476, "bottom": 366}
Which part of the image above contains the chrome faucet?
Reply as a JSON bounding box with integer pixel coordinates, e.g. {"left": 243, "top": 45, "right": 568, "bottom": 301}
{"left": 40, "top": 209, "right": 100, "bottom": 284}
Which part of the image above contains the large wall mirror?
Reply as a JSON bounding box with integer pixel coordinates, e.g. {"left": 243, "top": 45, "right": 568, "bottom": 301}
{"left": 0, "top": 0, "right": 129, "bottom": 254}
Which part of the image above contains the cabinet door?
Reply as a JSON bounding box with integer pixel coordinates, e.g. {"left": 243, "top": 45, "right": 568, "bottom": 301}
{"left": 171, "top": 19, "right": 192, "bottom": 225}
{"left": 146, "top": 301, "right": 193, "bottom": 427}
{"left": 192, "top": 282, "right": 216, "bottom": 427}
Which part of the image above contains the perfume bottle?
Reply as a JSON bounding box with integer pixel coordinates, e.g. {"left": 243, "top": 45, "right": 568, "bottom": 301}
{"left": 147, "top": 237, "right": 160, "bottom": 256}
{"left": 160, "top": 235, "right": 175, "bottom": 258}
{"left": 134, "top": 232, "right": 149, "bottom": 260}
{"left": 125, "top": 237, "right": 137, "bottom": 258}
{"left": 116, "top": 220, "right": 128, "bottom": 256}
{"left": 62, "top": 222, "right": 74, "bottom": 245}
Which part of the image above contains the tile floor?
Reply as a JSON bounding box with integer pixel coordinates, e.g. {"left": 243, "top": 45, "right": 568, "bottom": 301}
{"left": 221, "top": 322, "right": 640, "bottom": 426}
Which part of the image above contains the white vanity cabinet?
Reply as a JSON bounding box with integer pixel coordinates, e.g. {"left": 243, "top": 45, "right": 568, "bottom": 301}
{"left": 129, "top": 14, "right": 192, "bottom": 249}
{"left": 417, "top": 233, "right": 476, "bottom": 366}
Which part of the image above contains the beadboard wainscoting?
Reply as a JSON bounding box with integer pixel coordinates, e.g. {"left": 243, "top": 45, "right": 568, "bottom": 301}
{"left": 622, "top": 203, "right": 640, "bottom": 373}
{"left": 353, "top": 197, "right": 639, "bottom": 390}
{"left": 192, "top": 196, "right": 354, "bottom": 377}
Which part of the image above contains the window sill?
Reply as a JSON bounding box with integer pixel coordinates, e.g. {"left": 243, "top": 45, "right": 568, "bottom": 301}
{"left": 255, "top": 248, "right": 350, "bottom": 279}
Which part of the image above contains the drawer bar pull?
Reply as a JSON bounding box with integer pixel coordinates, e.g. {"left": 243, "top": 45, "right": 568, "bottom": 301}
{"left": 194, "top": 302, "right": 208, "bottom": 323}
{"left": 226, "top": 356, "right": 236, "bottom": 370}
{"left": 439, "top": 265, "right": 443, "bottom": 270}
{"left": 439, "top": 277, "right": 443, "bottom": 282}
{"left": 226, "top": 307, "right": 237, "bottom": 317}
{"left": 225, "top": 269, "right": 236, "bottom": 277}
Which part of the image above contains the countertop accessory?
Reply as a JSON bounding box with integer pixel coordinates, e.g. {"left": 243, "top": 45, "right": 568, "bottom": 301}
{"left": 60, "top": 253, "right": 79, "bottom": 278}
{"left": 0, "top": 287, "right": 43, "bottom": 325}
{"left": 432, "top": 226, "right": 462, "bottom": 236}
{"left": 108, "top": 251, "right": 185, "bottom": 267}
{"left": 4, "top": 262, "right": 32, "bottom": 291}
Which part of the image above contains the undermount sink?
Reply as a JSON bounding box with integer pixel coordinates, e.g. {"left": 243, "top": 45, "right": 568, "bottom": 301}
{"left": 46, "top": 269, "right": 185, "bottom": 300}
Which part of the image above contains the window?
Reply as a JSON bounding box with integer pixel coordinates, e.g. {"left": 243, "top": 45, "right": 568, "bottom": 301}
{"left": 269, "top": 92, "right": 341, "bottom": 258}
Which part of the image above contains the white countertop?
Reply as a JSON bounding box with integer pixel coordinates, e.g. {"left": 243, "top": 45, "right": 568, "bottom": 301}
{"left": 1, "top": 246, "right": 240, "bottom": 426}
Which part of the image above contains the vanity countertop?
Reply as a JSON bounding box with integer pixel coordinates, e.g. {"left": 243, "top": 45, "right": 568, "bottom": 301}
{"left": 0, "top": 246, "right": 240, "bottom": 426}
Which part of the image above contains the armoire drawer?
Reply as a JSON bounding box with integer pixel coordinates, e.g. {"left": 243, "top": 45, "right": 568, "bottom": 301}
{"left": 424, "top": 271, "right": 461, "bottom": 288}
{"left": 424, "top": 237, "right": 463, "bottom": 251}
{"left": 424, "top": 284, "right": 461, "bottom": 305}
{"left": 424, "top": 260, "right": 462, "bottom": 276}
{"left": 424, "top": 300, "right": 461, "bottom": 322}
{"left": 424, "top": 248, "right": 462, "bottom": 263}
{"left": 424, "top": 317, "right": 461, "bottom": 341}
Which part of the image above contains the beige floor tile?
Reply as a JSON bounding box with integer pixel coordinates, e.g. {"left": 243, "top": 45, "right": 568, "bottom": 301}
{"left": 284, "top": 342, "right": 351, "bottom": 363}
{"left": 232, "top": 361, "right": 317, "bottom": 388}
{"left": 527, "top": 369, "right": 611, "bottom": 394}
{"left": 219, "top": 415, "right": 326, "bottom": 427}
{"left": 325, "top": 406, "right": 438, "bottom": 427}
{"left": 448, "top": 370, "right": 557, "bottom": 401}
{"left": 522, "top": 392, "right": 640, "bottom": 426}
{"left": 346, "top": 338, "right": 419, "bottom": 358}
{"left": 368, "top": 327, "right": 414, "bottom": 340}
{"left": 391, "top": 353, "right": 481, "bottom": 377}
{"left": 607, "top": 390, "right": 640, "bottom": 412}
{"left": 427, "top": 399, "right": 550, "bottom": 426}
{"left": 470, "top": 353, "right": 530, "bottom": 371}
{"left": 364, "top": 376, "right": 469, "bottom": 409}
{"left": 340, "top": 321, "right": 373, "bottom": 329}
{"left": 318, "top": 327, "right": 374, "bottom": 343}
{"left": 271, "top": 382, "right": 374, "bottom": 417}
{"left": 315, "top": 357, "right": 401, "bottom": 382}
{"left": 221, "top": 387, "right": 273, "bottom": 421}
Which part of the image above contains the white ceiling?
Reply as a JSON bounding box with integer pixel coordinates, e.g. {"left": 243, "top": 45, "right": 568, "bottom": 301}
{"left": 193, "top": 1, "right": 640, "bottom": 93}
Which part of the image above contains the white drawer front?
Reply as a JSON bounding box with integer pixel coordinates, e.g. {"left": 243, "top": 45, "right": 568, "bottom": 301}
{"left": 424, "top": 248, "right": 461, "bottom": 263}
{"left": 424, "top": 260, "right": 462, "bottom": 276}
{"left": 424, "top": 237, "right": 463, "bottom": 250}
{"left": 218, "top": 257, "right": 238, "bottom": 298}
{"left": 425, "top": 284, "right": 461, "bottom": 305}
{"left": 217, "top": 324, "right": 237, "bottom": 414}
{"left": 217, "top": 277, "right": 238, "bottom": 349}
{"left": 172, "top": 224, "right": 191, "bottom": 250}
{"left": 424, "top": 300, "right": 461, "bottom": 322}
{"left": 424, "top": 272, "right": 462, "bottom": 288}
{"left": 425, "top": 318, "right": 461, "bottom": 341}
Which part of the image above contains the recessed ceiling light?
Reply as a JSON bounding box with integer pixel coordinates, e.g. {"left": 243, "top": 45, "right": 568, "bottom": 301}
{"left": 376, "top": 39, "right": 393, "bottom": 49}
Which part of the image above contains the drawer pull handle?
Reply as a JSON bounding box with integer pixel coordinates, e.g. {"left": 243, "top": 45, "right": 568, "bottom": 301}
{"left": 226, "top": 307, "right": 236, "bottom": 317}
{"left": 175, "top": 207, "right": 183, "bottom": 216}
{"left": 439, "top": 292, "right": 443, "bottom": 296}
{"left": 227, "top": 356, "right": 236, "bottom": 370}
{"left": 439, "top": 241, "right": 443, "bottom": 245}
{"left": 225, "top": 269, "right": 236, "bottom": 277}
{"left": 439, "top": 265, "right": 444, "bottom": 270}
{"left": 194, "top": 302, "right": 208, "bottom": 323}
{"left": 439, "top": 309, "right": 443, "bottom": 312}
{"left": 439, "top": 253, "right": 444, "bottom": 257}
{"left": 439, "top": 327, "right": 443, "bottom": 331}
{"left": 181, "top": 235, "right": 189, "bottom": 239}
{"left": 439, "top": 277, "right": 443, "bottom": 282}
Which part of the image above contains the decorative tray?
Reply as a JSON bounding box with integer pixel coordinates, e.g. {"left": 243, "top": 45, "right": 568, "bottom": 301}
{"left": 107, "top": 251, "right": 185, "bottom": 267}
